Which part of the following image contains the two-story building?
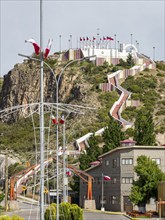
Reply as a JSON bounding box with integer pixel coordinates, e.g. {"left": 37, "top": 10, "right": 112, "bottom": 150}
{"left": 79, "top": 140, "right": 165, "bottom": 212}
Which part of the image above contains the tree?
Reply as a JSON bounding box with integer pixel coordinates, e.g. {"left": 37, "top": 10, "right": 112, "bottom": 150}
{"left": 118, "top": 59, "right": 127, "bottom": 68}
{"left": 129, "top": 155, "right": 165, "bottom": 211}
{"left": 126, "top": 53, "right": 135, "bottom": 67}
{"left": 0, "top": 192, "right": 4, "bottom": 203}
{"left": 133, "top": 109, "right": 156, "bottom": 146}
{"left": 79, "top": 134, "right": 101, "bottom": 170}
{"left": 102, "top": 116, "right": 125, "bottom": 153}
{"left": 8, "top": 163, "right": 25, "bottom": 179}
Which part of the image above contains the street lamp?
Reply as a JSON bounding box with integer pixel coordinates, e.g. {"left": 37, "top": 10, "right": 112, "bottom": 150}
{"left": 130, "top": 34, "right": 133, "bottom": 52}
{"left": 153, "top": 46, "right": 155, "bottom": 61}
{"left": 18, "top": 53, "right": 95, "bottom": 220}
{"left": 70, "top": 35, "right": 72, "bottom": 49}
{"left": 59, "top": 35, "right": 62, "bottom": 53}
{"left": 114, "top": 34, "right": 117, "bottom": 65}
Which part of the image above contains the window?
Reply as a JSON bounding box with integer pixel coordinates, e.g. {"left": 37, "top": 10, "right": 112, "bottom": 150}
{"left": 105, "top": 160, "right": 109, "bottom": 166}
{"left": 110, "top": 195, "right": 119, "bottom": 204}
{"left": 100, "top": 195, "right": 106, "bottom": 205}
{"left": 113, "top": 159, "right": 117, "bottom": 168}
{"left": 122, "top": 158, "right": 133, "bottom": 165}
{"left": 122, "top": 177, "right": 133, "bottom": 184}
{"left": 152, "top": 158, "right": 161, "bottom": 165}
{"left": 112, "top": 177, "right": 117, "bottom": 184}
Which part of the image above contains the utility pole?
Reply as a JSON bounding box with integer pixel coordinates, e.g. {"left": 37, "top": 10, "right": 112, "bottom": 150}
{"left": 4, "top": 148, "right": 8, "bottom": 211}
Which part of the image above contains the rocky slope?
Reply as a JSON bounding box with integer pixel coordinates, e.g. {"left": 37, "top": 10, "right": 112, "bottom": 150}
{"left": 0, "top": 56, "right": 165, "bottom": 153}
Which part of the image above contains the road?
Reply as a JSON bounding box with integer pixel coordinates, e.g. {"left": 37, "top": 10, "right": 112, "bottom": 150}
{"left": 1, "top": 201, "right": 130, "bottom": 220}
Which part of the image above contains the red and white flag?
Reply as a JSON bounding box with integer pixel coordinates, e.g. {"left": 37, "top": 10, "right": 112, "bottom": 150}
{"left": 25, "top": 38, "right": 40, "bottom": 55}
{"left": 66, "top": 170, "right": 72, "bottom": 176}
{"left": 107, "top": 36, "right": 114, "bottom": 41}
{"left": 44, "top": 39, "right": 53, "bottom": 59}
{"left": 59, "top": 115, "right": 65, "bottom": 124}
{"left": 51, "top": 115, "right": 58, "bottom": 125}
{"left": 104, "top": 175, "right": 111, "bottom": 180}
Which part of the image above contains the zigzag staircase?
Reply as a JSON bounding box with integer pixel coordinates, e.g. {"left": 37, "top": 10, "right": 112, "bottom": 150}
{"left": 76, "top": 55, "right": 156, "bottom": 151}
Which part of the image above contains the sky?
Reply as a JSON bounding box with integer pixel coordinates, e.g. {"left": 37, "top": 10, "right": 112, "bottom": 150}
{"left": 0, "top": 0, "right": 165, "bottom": 76}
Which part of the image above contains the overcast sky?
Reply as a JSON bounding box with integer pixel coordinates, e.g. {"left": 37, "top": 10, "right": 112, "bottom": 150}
{"left": 0, "top": 0, "right": 165, "bottom": 76}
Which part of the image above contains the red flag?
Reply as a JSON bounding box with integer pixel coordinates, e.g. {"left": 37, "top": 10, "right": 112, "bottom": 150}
{"left": 93, "top": 37, "right": 96, "bottom": 41}
{"left": 80, "top": 37, "right": 83, "bottom": 41}
{"left": 25, "top": 38, "right": 40, "bottom": 55}
{"left": 104, "top": 175, "right": 111, "bottom": 180}
{"left": 103, "top": 37, "right": 107, "bottom": 40}
{"left": 51, "top": 115, "right": 58, "bottom": 124}
{"left": 86, "top": 37, "right": 89, "bottom": 41}
{"left": 59, "top": 115, "right": 65, "bottom": 124}
{"left": 44, "top": 39, "right": 53, "bottom": 59}
{"left": 66, "top": 170, "right": 72, "bottom": 176}
{"left": 107, "top": 36, "right": 114, "bottom": 41}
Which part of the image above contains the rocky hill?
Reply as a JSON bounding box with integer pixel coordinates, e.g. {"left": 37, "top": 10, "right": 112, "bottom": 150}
{"left": 0, "top": 55, "right": 165, "bottom": 158}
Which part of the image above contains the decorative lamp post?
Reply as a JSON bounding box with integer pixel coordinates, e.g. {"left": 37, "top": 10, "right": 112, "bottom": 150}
{"left": 18, "top": 53, "right": 96, "bottom": 220}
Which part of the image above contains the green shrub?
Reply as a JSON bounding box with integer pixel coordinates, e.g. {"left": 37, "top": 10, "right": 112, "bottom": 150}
{"left": 156, "top": 61, "right": 165, "bottom": 71}
{"left": 0, "top": 216, "right": 24, "bottom": 220}
{"left": 0, "top": 217, "right": 10, "bottom": 220}
{"left": 59, "top": 202, "right": 71, "bottom": 220}
{"left": 70, "top": 204, "right": 83, "bottom": 220}
{"left": 44, "top": 203, "right": 83, "bottom": 220}
{"left": 157, "top": 72, "right": 164, "bottom": 77}
{"left": 44, "top": 203, "right": 56, "bottom": 220}
{"left": 0, "top": 193, "right": 5, "bottom": 203}
{"left": 11, "top": 216, "right": 24, "bottom": 220}
{"left": 156, "top": 109, "right": 165, "bottom": 115}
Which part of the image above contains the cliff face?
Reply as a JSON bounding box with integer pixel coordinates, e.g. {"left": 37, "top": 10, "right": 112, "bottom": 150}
{"left": 0, "top": 59, "right": 100, "bottom": 118}
{"left": 1, "top": 61, "right": 55, "bottom": 109}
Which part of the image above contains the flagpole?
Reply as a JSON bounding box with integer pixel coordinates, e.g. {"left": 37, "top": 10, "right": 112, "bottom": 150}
{"left": 114, "top": 34, "right": 116, "bottom": 65}
{"left": 97, "top": 28, "right": 100, "bottom": 49}
{"left": 101, "top": 173, "right": 104, "bottom": 211}
{"left": 39, "top": 0, "right": 45, "bottom": 219}
{"left": 59, "top": 35, "right": 62, "bottom": 53}
{"left": 109, "top": 40, "right": 111, "bottom": 65}
{"left": 153, "top": 46, "right": 155, "bottom": 61}
{"left": 62, "top": 115, "right": 67, "bottom": 202}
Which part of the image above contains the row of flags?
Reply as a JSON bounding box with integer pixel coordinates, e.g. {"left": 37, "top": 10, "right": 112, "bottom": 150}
{"left": 25, "top": 38, "right": 53, "bottom": 59}
{"left": 25, "top": 36, "right": 114, "bottom": 57}
{"left": 80, "top": 36, "right": 114, "bottom": 41}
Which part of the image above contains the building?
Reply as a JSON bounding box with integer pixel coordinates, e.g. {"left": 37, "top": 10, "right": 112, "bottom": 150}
{"left": 62, "top": 41, "right": 155, "bottom": 68}
{"left": 79, "top": 140, "right": 165, "bottom": 212}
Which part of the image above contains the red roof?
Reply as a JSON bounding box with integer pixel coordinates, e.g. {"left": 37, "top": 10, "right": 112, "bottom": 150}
{"left": 120, "top": 139, "right": 136, "bottom": 143}
{"left": 90, "top": 161, "right": 100, "bottom": 166}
